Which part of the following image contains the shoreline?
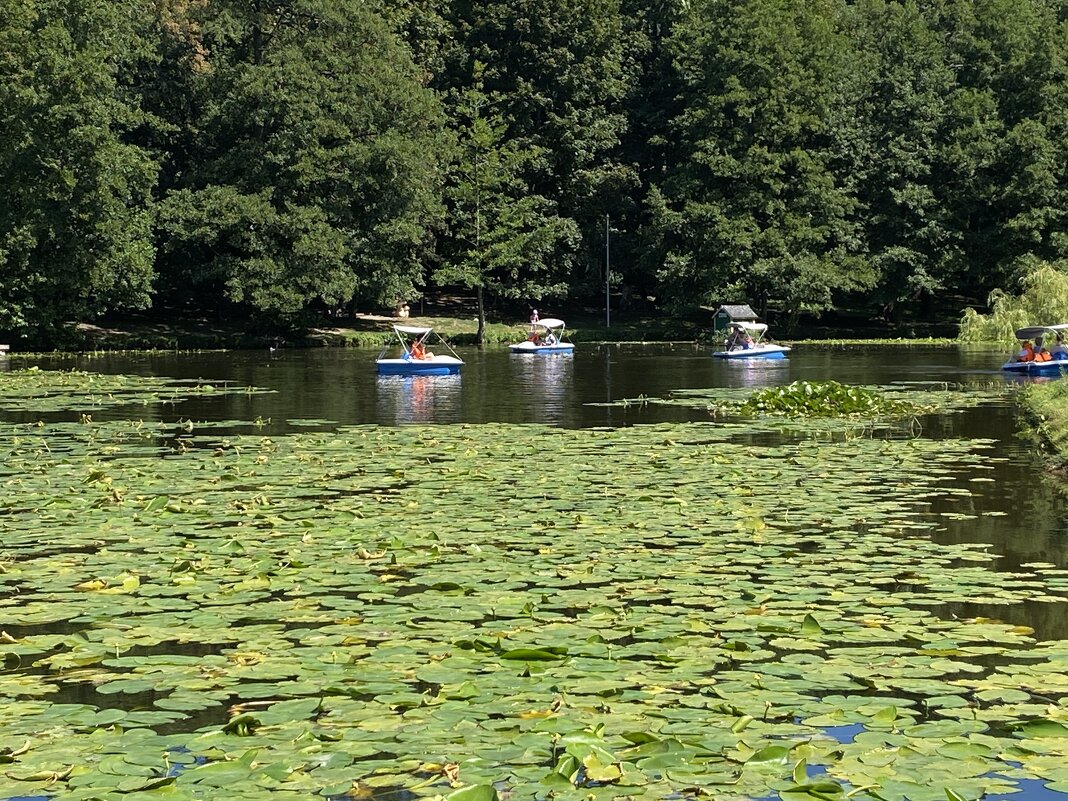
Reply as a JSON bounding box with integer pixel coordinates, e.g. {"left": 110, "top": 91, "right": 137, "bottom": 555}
{"left": 0, "top": 309, "right": 971, "bottom": 354}
{"left": 1016, "top": 381, "right": 1068, "bottom": 470}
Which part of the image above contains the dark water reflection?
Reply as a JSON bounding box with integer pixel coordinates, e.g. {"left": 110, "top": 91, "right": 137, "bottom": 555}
{"left": 26, "top": 342, "right": 1010, "bottom": 428}
{"left": 16, "top": 343, "right": 1068, "bottom": 641}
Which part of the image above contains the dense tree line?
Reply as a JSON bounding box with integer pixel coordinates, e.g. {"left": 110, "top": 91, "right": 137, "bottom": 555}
{"left": 1, "top": 0, "right": 1065, "bottom": 342}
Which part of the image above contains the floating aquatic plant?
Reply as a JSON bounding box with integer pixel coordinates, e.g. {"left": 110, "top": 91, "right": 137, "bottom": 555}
{"left": 0, "top": 371, "right": 1065, "bottom": 801}
{"left": 737, "top": 380, "right": 925, "bottom": 418}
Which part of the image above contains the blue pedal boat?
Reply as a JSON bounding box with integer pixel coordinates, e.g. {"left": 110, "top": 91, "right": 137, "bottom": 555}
{"left": 376, "top": 325, "right": 463, "bottom": 376}
{"left": 1001, "top": 324, "right": 1068, "bottom": 374}
{"left": 712, "top": 322, "right": 790, "bottom": 360}
{"left": 509, "top": 318, "right": 576, "bottom": 355}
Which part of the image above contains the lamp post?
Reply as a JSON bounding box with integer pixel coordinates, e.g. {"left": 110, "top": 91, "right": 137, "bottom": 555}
{"left": 605, "top": 213, "right": 610, "bottom": 328}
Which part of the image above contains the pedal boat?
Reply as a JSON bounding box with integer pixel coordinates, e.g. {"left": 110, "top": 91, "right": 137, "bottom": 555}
{"left": 1001, "top": 324, "right": 1068, "bottom": 374}
{"left": 376, "top": 325, "right": 463, "bottom": 375}
{"left": 509, "top": 318, "right": 575, "bottom": 355}
{"left": 713, "top": 322, "right": 790, "bottom": 360}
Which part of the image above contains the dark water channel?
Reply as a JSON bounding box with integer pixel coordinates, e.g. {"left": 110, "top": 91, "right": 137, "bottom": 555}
{"left": 6, "top": 343, "right": 1068, "bottom": 800}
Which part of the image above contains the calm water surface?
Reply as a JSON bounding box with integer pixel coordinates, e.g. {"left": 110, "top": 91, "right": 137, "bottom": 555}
{"left": 12, "top": 343, "right": 1068, "bottom": 639}
{"left": 23, "top": 341, "right": 1012, "bottom": 427}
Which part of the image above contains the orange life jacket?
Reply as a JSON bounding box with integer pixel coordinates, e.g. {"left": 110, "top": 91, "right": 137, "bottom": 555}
{"left": 1020, "top": 343, "right": 1035, "bottom": 362}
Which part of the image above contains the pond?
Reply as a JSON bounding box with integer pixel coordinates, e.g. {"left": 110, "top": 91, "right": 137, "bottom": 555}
{"left": 2, "top": 343, "right": 1068, "bottom": 801}
{"left": 14, "top": 341, "right": 1014, "bottom": 427}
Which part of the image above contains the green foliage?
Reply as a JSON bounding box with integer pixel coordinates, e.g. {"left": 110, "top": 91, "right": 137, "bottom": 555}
{"left": 651, "top": 0, "right": 874, "bottom": 323}
{"left": 1018, "top": 378, "right": 1068, "bottom": 466}
{"left": 0, "top": 0, "right": 158, "bottom": 340}
{"left": 935, "top": 0, "right": 1068, "bottom": 292}
{"left": 738, "top": 380, "right": 923, "bottom": 418}
{"left": 437, "top": 0, "right": 628, "bottom": 308}
{"left": 3, "top": 0, "right": 1068, "bottom": 342}
{"left": 842, "top": 0, "right": 959, "bottom": 314}
{"left": 153, "top": 0, "right": 448, "bottom": 317}
{"left": 436, "top": 66, "right": 577, "bottom": 336}
{"left": 959, "top": 263, "right": 1068, "bottom": 343}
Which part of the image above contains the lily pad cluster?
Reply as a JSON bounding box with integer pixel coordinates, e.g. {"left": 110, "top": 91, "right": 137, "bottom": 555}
{"left": 737, "top": 381, "right": 925, "bottom": 418}
{"left": 0, "top": 367, "right": 270, "bottom": 414}
{"left": 602, "top": 383, "right": 995, "bottom": 435}
{"left": 0, "top": 372, "right": 1065, "bottom": 801}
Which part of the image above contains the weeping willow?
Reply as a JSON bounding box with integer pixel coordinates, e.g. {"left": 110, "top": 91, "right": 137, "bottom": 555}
{"left": 959, "top": 263, "right": 1068, "bottom": 343}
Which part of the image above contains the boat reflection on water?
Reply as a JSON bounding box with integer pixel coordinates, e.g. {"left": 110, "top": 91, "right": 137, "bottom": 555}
{"left": 1002, "top": 372, "right": 1065, "bottom": 385}
{"left": 717, "top": 356, "right": 791, "bottom": 389}
{"left": 510, "top": 351, "right": 574, "bottom": 423}
{"left": 375, "top": 374, "right": 462, "bottom": 424}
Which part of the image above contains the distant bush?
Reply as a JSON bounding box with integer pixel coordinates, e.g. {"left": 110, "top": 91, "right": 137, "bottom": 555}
{"left": 959, "top": 263, "right": 1068, "bottom": 343}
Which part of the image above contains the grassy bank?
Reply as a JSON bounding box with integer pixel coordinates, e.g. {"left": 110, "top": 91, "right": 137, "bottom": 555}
{"left": 1017, "top": 380, "right": 1068, "bottom": 466}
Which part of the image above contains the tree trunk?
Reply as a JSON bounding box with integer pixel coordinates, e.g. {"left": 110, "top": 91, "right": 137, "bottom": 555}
{"left": 476, "top": 286, "right": 486, "bottom": 345}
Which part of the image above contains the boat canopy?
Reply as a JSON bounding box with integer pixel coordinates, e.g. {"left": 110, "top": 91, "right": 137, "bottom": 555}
{"left": 1013, "top": 323, "right": 1068, "bottom": 341}
{"left": 727, "top": 321, "right": 768, "bottom": 334}
{"left": 393, "top": 324, "right": 432, "bottom": 336}
{"left": 533, "top": 318, "right": 566, "bottom": 330}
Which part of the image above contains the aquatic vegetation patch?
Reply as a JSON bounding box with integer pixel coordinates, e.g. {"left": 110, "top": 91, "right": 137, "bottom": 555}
{"left": 0, "top": 373, "right": 1067, "bottom": 800}
{"left": 600, "top": 381, "right": 997, "bottom": 435}
{"left": 0, "top": 366, "right": 271, "bottom": 414}
{"left": 737, "top": 380, "right": 926, "bottom": 418}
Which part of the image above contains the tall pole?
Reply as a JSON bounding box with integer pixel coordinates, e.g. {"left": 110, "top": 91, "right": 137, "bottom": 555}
{"left": 605, "top": 213, "right": 610, "bottom": 328}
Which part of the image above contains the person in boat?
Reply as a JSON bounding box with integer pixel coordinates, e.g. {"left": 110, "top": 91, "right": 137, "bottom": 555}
{"left": 726, "top": 327, "right": 743, "bottom": 349}
{"left": 1017, "top": 340, "right": 1035, "bottom": 362}
{"left": 1051, "top": 333, "right": 1068, "bottom": 359}
{"left": 410, "top": 340, "right": 433, "bottom": 360}
{"left": 1034, "top": 336, "right": 1053, "bottom": 362}
{"left": 543, "top": 331, "right": 557, "bottom": 346}
{"left": 742, "top": 332, "right": 754, "bottom": 349}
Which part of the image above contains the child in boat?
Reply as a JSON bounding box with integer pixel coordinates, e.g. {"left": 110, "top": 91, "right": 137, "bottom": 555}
{"left": 544, "top": 332, "right": 557, "bottom": 346}
{"left": 1017, "top": 341, "right": 1035, "bottom": 362}
{"left": 410, "top": 341, "right": 433, "bottom": 360}
{"left": 1034, "top": 336, "right": 1053, "bottom": 362}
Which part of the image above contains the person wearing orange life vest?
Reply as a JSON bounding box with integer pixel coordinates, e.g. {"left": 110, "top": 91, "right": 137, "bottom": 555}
{"left": 1034, "top": 335, "right": 1054, "bottom": 362}
{"left": 410, "top": 341, "right": 425, "bottom": 360}
{"left": 1017, "top": 340, "right": 1035, "bottom": 362}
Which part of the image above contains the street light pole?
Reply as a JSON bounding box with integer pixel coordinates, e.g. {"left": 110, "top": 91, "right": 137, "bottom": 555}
{"left": 605, "top": 213, "right": 610, "bottom": 328}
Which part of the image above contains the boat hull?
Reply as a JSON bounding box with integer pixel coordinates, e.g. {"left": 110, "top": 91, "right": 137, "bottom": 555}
{"left": 713, "top": 345, "right": 790, "bottom": 360}
{"left": 508, "top": 342, "right": 575, "bottom": 355}
{"left": 376, "top": 357, "right": 463, "bottom": 376}
{"left": 1001, "top": 357, "right": 1068, "bottom": 374}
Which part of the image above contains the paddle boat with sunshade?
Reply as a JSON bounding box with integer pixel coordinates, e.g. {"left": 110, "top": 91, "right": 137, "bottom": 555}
{"left": 509, "top": 318, "right": 575, "bottom": 355}
{"left": 1001, "top": 324, "right": 1068, "bottom": 374}
{"left": 376, "top": 325, "right": 463, "bottom": 375}
{"left": 712, "top": 322, "right": 790, "bottom": 360}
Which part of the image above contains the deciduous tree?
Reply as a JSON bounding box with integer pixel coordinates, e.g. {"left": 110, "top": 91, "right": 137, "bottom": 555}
{"left": 0, "top": 0, "right": 158, "bottom": 341}
{"left": 153, "top": 0, "right": 448, "bottom": 319}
